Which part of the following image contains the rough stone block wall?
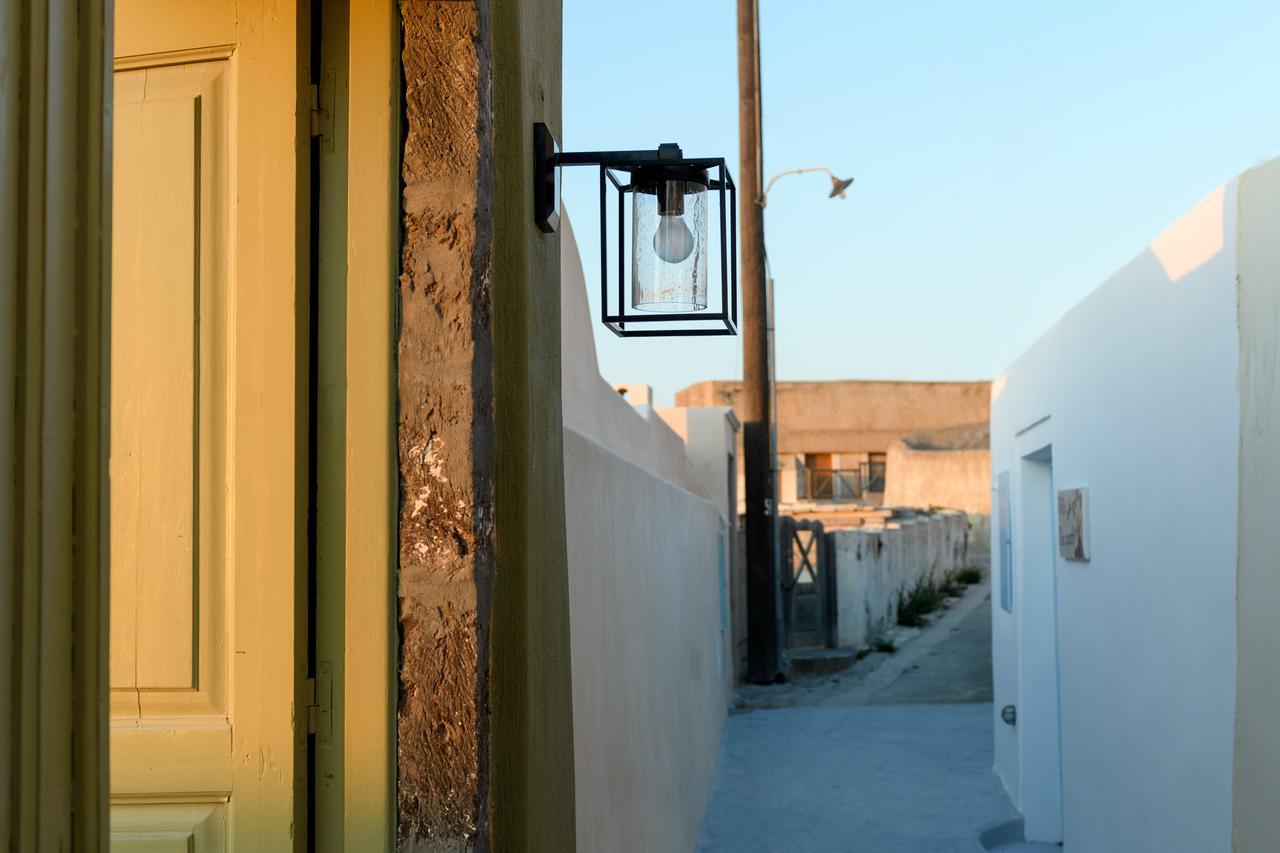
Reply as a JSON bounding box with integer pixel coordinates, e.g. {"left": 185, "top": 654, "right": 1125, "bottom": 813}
{"left": 396, "top": 2, "right": 494, "bottom": 848}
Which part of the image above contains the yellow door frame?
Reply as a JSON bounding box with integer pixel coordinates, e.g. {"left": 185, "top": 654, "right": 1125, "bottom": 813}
{"left": 2, "top": 0, "right": 110, "bottom": 849}
{"left": 313, "top": 1, "right": 399, "bottom": 850}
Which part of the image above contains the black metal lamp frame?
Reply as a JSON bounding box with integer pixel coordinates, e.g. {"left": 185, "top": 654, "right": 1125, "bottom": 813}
{"left": 534, "top": 122, "right": 738, "bottom": 337}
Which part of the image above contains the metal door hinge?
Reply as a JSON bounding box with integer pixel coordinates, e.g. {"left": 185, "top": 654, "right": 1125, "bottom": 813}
{"left": 305, "top": 662, "right": 334, "bottom": 743}
{"left": 309, "top": 69, "right": 336, "bottom": 151}
{"left": 304, "top": 676, "right": 318, "bottom": 734}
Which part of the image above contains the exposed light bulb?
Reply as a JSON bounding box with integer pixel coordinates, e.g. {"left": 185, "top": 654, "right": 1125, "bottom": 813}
{"left": 653, "top": 214, "right": 695, "bottom": 264}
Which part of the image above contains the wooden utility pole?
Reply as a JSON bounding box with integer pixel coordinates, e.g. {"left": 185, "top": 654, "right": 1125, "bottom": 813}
{"left": 737, "top": 0, "right": 781, "bottom": 683}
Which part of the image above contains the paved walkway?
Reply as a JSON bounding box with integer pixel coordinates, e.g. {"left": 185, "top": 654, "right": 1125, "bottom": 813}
{"left": 864, "top": 591, "right": 994, "bottom": 705}
{"left": 698, "top": 583, "right": 1020, "bottom": 853}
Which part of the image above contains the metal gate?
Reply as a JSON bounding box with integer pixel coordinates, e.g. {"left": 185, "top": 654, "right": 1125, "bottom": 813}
{"left": 780, "top": 517, "right": 836, "bottom": 649}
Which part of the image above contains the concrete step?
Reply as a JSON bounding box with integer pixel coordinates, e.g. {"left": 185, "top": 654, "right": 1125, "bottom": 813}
{"left": 784, "top": 647, "right": 862, "bottom": 678}
{"left": 978, "top": 818, "right": 1061, "bottom": 852}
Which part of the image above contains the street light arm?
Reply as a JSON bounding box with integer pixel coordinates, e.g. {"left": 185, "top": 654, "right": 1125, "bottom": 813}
{"left": 763, "top": 166, "right": 835, "bottom": 198}
{"left": 759, "top": 166, "right": 854, "bottom": 207}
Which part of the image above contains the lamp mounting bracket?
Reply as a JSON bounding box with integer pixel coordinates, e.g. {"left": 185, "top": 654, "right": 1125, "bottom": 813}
{"left": 535, "top": 123, "right": 718, "bottom": 232}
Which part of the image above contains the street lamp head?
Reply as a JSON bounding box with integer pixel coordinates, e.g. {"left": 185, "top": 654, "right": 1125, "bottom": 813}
{"left": 828, "top": 175, "right": 855, "bottom": 199}
{"left": 532, "top": 123, "right": 739, "bottom": 337}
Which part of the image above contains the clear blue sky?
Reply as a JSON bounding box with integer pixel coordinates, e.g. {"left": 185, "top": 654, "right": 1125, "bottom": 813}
{"left": 562, "top": 0, "right": 1280, "bottom": 406}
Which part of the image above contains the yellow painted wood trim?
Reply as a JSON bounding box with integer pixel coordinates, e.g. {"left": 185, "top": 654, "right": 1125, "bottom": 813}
{"left": 109, "top": 721, "right": 233, "bottom": 798}
{"left": 109, "top": 793, "right": 231, "bottom": 806}
{"left": 2, "top": 0, "right": 110, "bottom": 847}
{"left": 41, "top": 0, "right": 78, "bottom": 836}
{"left": 342, "top": 0, "right": 399, "bottom": 848}
{"left": 16, "top": 9, "right": 51, "bottom": 844}
{"left": 113, "top": 0, "right": 235, "bottom": 60}
{"left": 113, "top": 44, "right": 235, "bottom": 71}
{"left": 110, "top": 802, "right": 227, "bottom": 847}
{"left": 225, "top": 1, "right": 309, "bottom": 849}
{"left": 0, "top": 0, "right": 18, "bottom": 837}
{"left": 313, "top": 0, "right": 350, "bottom": 847}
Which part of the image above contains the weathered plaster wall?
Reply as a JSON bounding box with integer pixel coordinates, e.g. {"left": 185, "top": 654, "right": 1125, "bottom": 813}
{"left": 685, "top": 379, "right": 990, "bottom": 521}
{"left": 991, "top": 179, "right": 1241, "bottom": 850}
{"left": 487, "top": 0, "right": 576, "bottom": 849}
{"left": 396, "top": 1, "right": 573, "bottom": 850}
{"left": 968, "top": 513, "right": 992, "bottom": 566}
{"left": 560, "top": 217, "right": 732, "bottom": 853}
{"left": 727, "top": 526, "right": 749, "bottom": 682}
{"left": 656, "top": 405, "right": 740, "bottom": 701}
{"left": 882, "top": 440, "right": 991, "bottom": 516}
{"left": 830, "top": 512, "right": 969, "bottom": 650}
{"left": 562, "top": 431, "right": 728, "bottom": 853}
{"left": 656, "top": 406, "right": 741, "bottom": 525}
{"left": 677, "top": 379, "right": 990, "bottom": 454}
{"left": 1232, "top": 157, "right": 1280, "bottom": 852}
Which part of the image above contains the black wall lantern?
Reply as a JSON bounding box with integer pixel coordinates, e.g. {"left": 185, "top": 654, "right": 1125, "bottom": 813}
{"left": 534, "top": 123, "right": 738, "bottom": 337}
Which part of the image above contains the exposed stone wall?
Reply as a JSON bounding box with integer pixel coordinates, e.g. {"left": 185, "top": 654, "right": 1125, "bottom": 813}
{"left": 396, "top": 1, "right": 574, "bottom": 851}
{"left": 397, "top": 2, "right": 493, "bottom": 848}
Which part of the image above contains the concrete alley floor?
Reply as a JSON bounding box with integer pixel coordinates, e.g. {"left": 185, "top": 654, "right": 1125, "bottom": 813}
{"left": 697, "top": 583, "right": 1020, "bottom": 853}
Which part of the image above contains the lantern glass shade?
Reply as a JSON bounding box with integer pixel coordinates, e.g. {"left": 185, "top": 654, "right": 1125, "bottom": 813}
{"left": 630, "top": 175, "right": 708, "bottom": 312}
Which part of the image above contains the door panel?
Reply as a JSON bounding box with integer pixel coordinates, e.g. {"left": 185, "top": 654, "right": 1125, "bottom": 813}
{"left": 111, "top": 59, "right": 227, "bottom": 724}
{"left": 110, "top": 2, "right": 304, "bottom": 850}
{"left": 110, "top": 804, "right": 226, "bottom": 853}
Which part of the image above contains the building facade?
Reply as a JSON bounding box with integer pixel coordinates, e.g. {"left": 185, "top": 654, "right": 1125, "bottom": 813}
{"left": 676, "top": 379, "right": 992, "bottom": 522}
{"left": 990, "top": 158, "right": 1280, "bottom": 852}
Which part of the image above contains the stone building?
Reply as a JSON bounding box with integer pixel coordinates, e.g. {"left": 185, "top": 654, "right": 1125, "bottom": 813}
{"left": 676, "top": 379, "right": 993, "bottom": 526}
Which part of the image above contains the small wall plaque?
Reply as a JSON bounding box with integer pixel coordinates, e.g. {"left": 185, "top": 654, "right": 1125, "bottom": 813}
{"left": 1057, "top": 487, "right": 1090, "bottom": 561}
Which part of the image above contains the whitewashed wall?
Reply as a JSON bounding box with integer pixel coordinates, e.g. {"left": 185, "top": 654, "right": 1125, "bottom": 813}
{"left": 560, "top": 216, "right": 734, "bottom": 853}
{"left": 830, "top": 512, "right": 969, "bottom": 649}
{"left": 1232, "top": 157, "right": 1280, "bottom": 853}
{"left": 990, "top": 182, "right": 1241, "bottom": 850}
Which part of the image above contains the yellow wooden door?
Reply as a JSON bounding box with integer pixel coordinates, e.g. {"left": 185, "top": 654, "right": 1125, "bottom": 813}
{"left": 109, "top": 2, "right": 307, "bottom": 850}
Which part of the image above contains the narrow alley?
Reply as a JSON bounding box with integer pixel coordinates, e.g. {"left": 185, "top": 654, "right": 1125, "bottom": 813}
{"left": 9, "top": 3, "right": 1277, "bottom": 850}
{"left": 698, "top": 584, "right": 1034, "bottom": 853}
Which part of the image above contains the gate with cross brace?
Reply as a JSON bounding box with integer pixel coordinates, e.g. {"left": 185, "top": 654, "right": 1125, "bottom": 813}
{"left": 779, "top": 517, "right": 837, "bottom": 649}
